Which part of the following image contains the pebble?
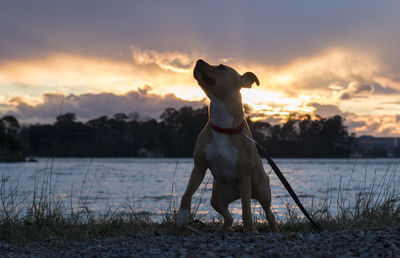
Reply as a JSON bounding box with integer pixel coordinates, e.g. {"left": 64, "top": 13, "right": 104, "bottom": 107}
{"left": 1, "top": 228, "right": 400, "bottom": 257}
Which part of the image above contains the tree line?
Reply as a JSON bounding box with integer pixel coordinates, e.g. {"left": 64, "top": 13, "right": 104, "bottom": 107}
{"left": 0, "top": 105, "right": 373, "bottom": 160}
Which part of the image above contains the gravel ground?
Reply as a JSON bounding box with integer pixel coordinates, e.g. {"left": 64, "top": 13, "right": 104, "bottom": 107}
{"left": 1, "top": 228, "right": 400, "bottom": 257}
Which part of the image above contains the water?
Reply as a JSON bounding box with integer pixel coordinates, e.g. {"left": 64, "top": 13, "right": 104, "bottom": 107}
{"left": 1, "top": 158, "right": 399, "bottom": 221}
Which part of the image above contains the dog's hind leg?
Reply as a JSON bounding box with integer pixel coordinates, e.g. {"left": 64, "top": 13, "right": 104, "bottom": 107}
{"left": 239, "top": 174, "right": 257, "bottom": 232}
{"left": 265, "top": 206, "right": 278, "bottom": 233}
{"left": 177, "top": 165, "right": 206, "bottom": 227}
{"left": 253, "top": 168, "right": 279, "bottom": 232}
{"left": 210, "top": 180, "right": 239, "bottom": 231}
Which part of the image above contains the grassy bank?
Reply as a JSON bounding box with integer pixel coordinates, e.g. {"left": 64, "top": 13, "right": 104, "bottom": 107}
{"left": 1, "top": 164, "right": 400, "bottom": 244}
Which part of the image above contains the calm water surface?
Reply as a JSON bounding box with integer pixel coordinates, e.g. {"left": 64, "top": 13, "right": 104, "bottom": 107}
{"left": 1, "top": 158, "right": 399, "bottom": 221}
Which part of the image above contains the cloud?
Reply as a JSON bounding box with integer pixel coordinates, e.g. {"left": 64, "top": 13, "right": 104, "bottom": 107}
{"left": 328, "top": 82, "right": 344, "bottom": 90}
{"left": 345, "top": 120, "right": 367, "bottom": 131}
{"left": 0, "top": 54, "right": 144, "bottom": 94}
{"left": 0, "top": 53, "right": 202, "bottom": 101}
{"left": 255, "top": 48, "right": 381, "bottom": 92}
{"left": 2, "top": 87, "right": 206, "bottom": 124}
{"left": 131, "top": 45, "right": 197, "bottom": 73}
{"left": 371, "top": 83, "right": 400, "bottom": 95}
{"left": 384, "top": 101, "right": 400, "bottom": 105}
{"left": 345, "top": 114, "right": 400, "bottom": 137}
{"left": 1, "top": 49, "right": 400, "bottom": 136}
{"left": 251, "top": 48, "right": 400, "bottom": 103}
{"left": 309, "top": 103, "right": 346, "bottom": 117}
{"left": 2, "top": 86, "right": 400, "bottom": 137}
{"left": 337, "top": 81, "right": 374, "bottom": 100}
{"left": 307, "top": 102, "right": 400, "bottom": 136}
{"left": 1, "top": 1, "right": 400, "bottom": 73}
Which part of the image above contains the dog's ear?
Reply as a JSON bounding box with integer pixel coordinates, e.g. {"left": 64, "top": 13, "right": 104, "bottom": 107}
{"left": 241, "top": 72, "right": 260, "bottom": 88}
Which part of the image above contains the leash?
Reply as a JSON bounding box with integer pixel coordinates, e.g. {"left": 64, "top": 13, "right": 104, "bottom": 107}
{"left": 242, "top": 132, "right": 322, "bottom": 230}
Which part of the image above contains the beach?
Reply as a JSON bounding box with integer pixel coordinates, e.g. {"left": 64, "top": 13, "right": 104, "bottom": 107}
{"left": 2, "top": 227, "right": 400, "bottom": 257}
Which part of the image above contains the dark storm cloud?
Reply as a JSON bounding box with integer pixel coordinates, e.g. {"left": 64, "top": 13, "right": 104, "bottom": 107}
{"left": 4, "top": 87, "right": 205, "bottom": 123}
{"left": 0, "top": 0, "right": 399, "bottom": 67}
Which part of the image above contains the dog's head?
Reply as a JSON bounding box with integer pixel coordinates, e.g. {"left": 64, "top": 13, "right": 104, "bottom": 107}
{"left": 193, "top": 59, "right": 259, "bottom": 99}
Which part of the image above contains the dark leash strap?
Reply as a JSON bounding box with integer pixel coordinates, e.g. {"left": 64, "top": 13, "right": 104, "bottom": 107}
{"left": 244, "top": 134, "right": 321, "bottom": 230}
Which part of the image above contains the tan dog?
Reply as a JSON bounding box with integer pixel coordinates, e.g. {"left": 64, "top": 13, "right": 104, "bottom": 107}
{"left": 177, "top": 59, "right": 278, "bottom": 233}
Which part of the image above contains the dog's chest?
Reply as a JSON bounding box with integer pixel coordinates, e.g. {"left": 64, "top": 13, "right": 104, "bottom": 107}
{"left": 205, "top": 131, "right": 238, "bottom": 183}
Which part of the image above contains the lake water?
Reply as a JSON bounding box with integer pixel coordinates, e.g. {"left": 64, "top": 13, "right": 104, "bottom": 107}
{"left": 1, "top": 158, "right": 399, "bottom": 221}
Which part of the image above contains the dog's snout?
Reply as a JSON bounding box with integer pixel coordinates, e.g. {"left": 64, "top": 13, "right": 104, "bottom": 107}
{"left": 196, "top": 59, "right": 206, "bottom": 66}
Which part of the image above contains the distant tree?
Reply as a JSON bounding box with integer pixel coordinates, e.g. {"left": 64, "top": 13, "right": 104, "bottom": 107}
{"left": 251, "top": 121, "right": 271, "bottom": 141}
{"left": 113, "top": 113, "right": 129, "bottom": 121}
{"left": 1, "top": 115, "right": 20, "bottom": 133}
{"left": 55, "top": 113, "right": 77, "bottom": 125}
{"left": 160, "top": 108, "right": 180, "bottom": 128}
{"left": 128, "top": 112, "right": 140, "bottom": 121}
{"left": 0, "top": 115, "right": 25, "bottom": 161}
{"left": 159, "top": 106, "right": 208, "bottom": 156}
{"left": 87, "top": 116, "right": 108, "bottom": 129}
{"left": 252, "top": 114, "right": 354, "bottom": 158}
{"left": 395, "top": 146, "right": 400, "bottom": 158}
{"left": 176, "top": 106, "right": 208, "bottom": 156}
{"left": 280, "top": 118, "right": 297, "bottom": 141}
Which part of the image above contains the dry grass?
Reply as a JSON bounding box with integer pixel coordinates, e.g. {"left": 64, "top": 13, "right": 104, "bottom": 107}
{"left": 1, "top": 162, "right": 400, "bottom": 243}
{"left": 278, "top": 163, "right": 400, "bottom": 232}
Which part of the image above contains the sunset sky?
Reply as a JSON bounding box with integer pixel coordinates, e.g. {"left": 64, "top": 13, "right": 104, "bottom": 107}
{"left": 1, "top": 1, "right": 400, "bottom": 136}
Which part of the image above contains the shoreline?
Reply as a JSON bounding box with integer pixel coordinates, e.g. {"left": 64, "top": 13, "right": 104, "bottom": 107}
{"left": 2, "top": 227, "right": 399, "bottom": 257}
{"left": 1, "top": 158, "right": 400, "bottom": 256}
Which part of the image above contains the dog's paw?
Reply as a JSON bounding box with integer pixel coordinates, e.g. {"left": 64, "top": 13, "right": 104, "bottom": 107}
{"left": 215, "top": 228, "right": 234, "bottom": 239}
{"left": 176, "top": 209, "right": 190, "bottom": 227}
{"left": 243, "top": 225, "right": 258, "bottom": 233}
{"left": 220, "top": 226, "right": 234, "bottom": 233}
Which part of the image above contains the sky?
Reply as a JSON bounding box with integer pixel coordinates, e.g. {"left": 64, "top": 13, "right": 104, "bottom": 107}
{"left": 0, "top": 1, "right": 400, "bottom": 136}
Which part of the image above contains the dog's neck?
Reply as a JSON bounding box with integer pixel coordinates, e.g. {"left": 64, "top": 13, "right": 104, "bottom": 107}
{"left": 209, "top": 93, "right": 244, "bottom": 129}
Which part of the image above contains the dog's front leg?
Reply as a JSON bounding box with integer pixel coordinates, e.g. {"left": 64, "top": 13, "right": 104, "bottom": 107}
{"left": 177, "top": 165, "right": 206, "bottom": 227}
{"left": 239, "top": 175, "right": 257, "bottom": 232}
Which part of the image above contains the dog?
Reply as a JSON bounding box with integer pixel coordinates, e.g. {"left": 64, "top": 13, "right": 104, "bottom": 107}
{"left": 177, "top": 59, "right": 278, "bottom": 233}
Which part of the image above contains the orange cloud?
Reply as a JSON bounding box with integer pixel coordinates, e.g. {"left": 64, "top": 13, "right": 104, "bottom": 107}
{"left": 0, "top": 53, "right": 200, "bottom": 99}
{"left": 347, "top": 114, "right": 400, "bottom": 137}
{"left": 131, "top": 45, "right": 198, "bottom": 73}
{"left": 248, "top": 48, "right": 386, "bottom": 94}
{"left": 336, "top": 81, "right": 375, "bottom": 100}
{"left": 0, "top": 54, "right": 142, "bottom": 94}
{"left": 1, "top": 48, "right": 400, "bottom": 136}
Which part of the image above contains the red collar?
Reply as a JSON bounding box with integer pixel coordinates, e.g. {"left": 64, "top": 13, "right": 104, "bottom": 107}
{"left": 210, "top": 120, "right": 245, "bottom": 135}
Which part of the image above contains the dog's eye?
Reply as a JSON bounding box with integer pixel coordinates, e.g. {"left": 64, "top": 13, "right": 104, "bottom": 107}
{"left": 202, "top": 74, "right": 216, "bottom": 86}
{"left": 217, "top": 65, "right": 226, "bottom": 71}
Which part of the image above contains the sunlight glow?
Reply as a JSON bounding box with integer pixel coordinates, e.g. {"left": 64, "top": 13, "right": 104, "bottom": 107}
{"left": 1, "top": 48, "right": 400, "bottom": 136}
{"left": 273, "top": 74, "right": 294, "bottom": 85}
{"left": 0, "top": 54, "right": 145, "bottom": 96}
{"left": 166, "top": 85, "right": 206, "bottom": 101}
{"left": 241, "top": 88, "right": 314, "bottom": 120}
